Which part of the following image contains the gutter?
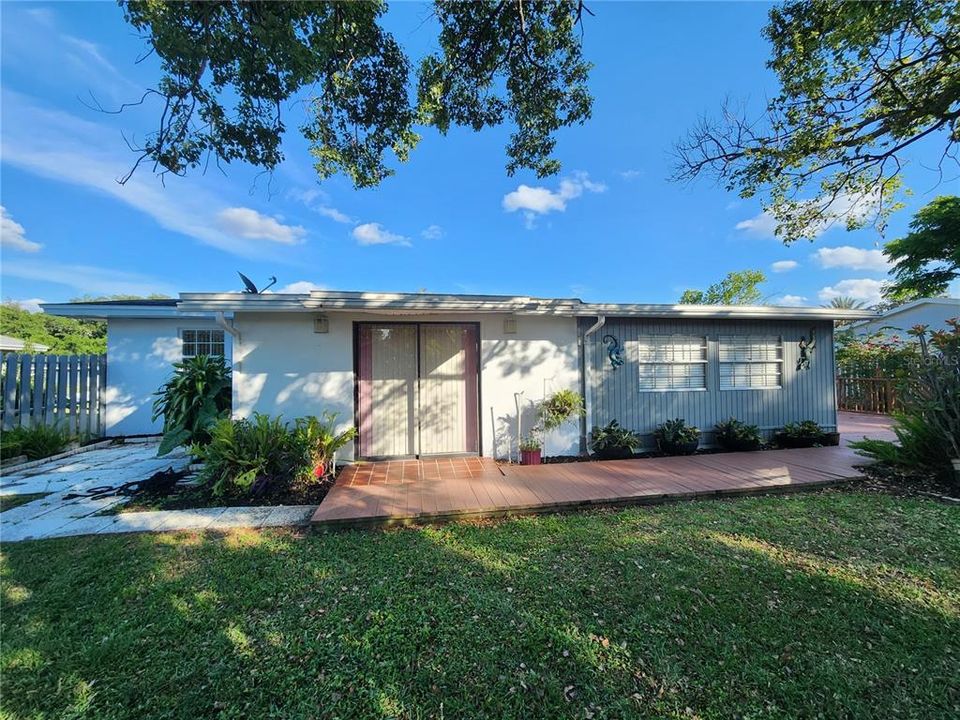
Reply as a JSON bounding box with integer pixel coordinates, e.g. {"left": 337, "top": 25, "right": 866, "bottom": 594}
{"left": 214, "top": 312, "right": 241, "bottom": 344}
{"left": 578, "top": 315, "right": 606, "bottom": 454}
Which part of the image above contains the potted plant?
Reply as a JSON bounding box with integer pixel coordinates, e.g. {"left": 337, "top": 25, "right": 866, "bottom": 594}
{"left": 519, "top": 435, "right": 543, "bottom": 465}
{"left": 589, "top": 420, "right": 642, "bottom": 460}
{"left": 713, "top": 418, "right": 762, "bottom": 451}
{"left": 776, "top": 420, "right": 826, "bottom": 448}
{"left": 655, "top": 418, "right": 700, "bottom": 455}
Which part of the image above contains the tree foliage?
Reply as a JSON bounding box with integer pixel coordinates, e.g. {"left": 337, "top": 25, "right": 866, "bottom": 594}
{"left": 0, "top": 302, "right": 106, "bottom": 354}
{"left": 679, "top": 270, "right": 767, "bottom": 305}
{"left": 673, "top": 0, "right": 960, "bottom": 243}
{"left": 118, "top": 0, "right": 593, "bottom": 188}
{"left": 883, "top": 195, "right": 960, "bottom": 301}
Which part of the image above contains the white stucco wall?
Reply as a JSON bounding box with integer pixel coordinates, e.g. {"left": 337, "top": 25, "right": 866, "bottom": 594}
{"left": 231, "top": 311, "right": 580, "bottom": 459}
{"left": 105, "top": 317, "right": 232, "bottom": 436}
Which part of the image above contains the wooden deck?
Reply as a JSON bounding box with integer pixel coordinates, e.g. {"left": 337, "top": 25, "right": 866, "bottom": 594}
{"left": 311, "top": 444, "right": 872, "bottom": 528}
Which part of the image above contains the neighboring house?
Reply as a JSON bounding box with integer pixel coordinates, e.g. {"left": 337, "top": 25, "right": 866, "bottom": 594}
{"left": 44, "top": 290, "right": 873, "bottom": 458}
{"left": 0, "top": 335, "right": 49, "bottom": 353}
{"left": 849, "top": 297, "right": 959, "bottom": 339}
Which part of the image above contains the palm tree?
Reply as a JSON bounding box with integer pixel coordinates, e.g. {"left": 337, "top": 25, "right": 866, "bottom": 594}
{"left": 823, "top": 296, "right": 865, "bottom": 310}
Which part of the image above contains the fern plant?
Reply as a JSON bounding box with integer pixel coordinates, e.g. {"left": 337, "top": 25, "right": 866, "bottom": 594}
{"left": 295, "top": 412, "right": 357, "bottom": 481}
{"left": 152, "top": 355, "right": 232, "bottom": 455}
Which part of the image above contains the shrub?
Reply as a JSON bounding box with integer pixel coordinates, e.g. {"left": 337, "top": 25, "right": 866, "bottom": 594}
{"left": 655, "top": 418, "right": 700, "bottom": 454}
{"left": 714, "top": 418, "right": 762, "bottom": 451}
{"left": 153, "top": 355, "right": 232, "bottom": 455}
{"left": 0, "top": 424, "right": 74, "bottom": 461}
{"left": 851, "top": 320, "right": 960, "bottom": 484}
{"left": 589, "top": 420, "right": 642, "bottom": 459}
{"left": 538, "top": 389, "right": 585, "bottom": 431}
{"left": 780, "top": 420, "right": 824, "bottom": 440}
{"left": 519, "top": 435, "right": 542, "bottom": 452}
{"left": 193, "top": 413, "right": 300, "bottom": 496}
{"left": 295, "top": 413, "right": 357, "bottom": 481}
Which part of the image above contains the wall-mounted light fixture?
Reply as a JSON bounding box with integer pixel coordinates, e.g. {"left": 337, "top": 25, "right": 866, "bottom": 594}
{"left": 314, "top": 315, "right": 329, "bottom": 334}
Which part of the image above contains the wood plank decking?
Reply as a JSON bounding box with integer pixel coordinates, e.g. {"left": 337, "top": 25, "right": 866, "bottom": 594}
{"left": 311, "top": 444, "right": 870, "bottom": 528}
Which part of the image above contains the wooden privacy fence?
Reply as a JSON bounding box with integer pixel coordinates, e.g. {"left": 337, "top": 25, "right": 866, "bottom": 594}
{"left": 836, "top": 376, "right": 899, "bottom": 414}
{"left": 0, "top": 354, "right": 107, "bottom": 436}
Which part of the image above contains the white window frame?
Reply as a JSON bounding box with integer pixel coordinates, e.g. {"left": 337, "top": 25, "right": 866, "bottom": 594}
{"left": 180, "top": 328, "right": 226, "bottom": 359}
{"left": 636, "top": 335, "right": 708, "bottom": 392}
{"left": 718, "top": 335, "right": 783, "bottom": 390}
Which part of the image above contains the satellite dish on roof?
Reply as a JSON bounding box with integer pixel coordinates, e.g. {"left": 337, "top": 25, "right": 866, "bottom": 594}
{"left": 237, "top": 272, "right": 277, "bottom": 294}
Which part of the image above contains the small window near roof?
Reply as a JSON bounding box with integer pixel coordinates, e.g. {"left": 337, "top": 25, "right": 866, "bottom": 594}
{"left": 182, "top": 329, "right": 225, "bottom": 358}
{"left": 637, "top": 335, "right": 707, "bottom": 391}
{"left": 719, "top": 335, "right": 782, "bottom": 389}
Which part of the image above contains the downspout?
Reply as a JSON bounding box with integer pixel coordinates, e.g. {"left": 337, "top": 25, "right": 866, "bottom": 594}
{"left": 214, "top": 312, "right": 241, "bottom": 420}
{"left": 214, "top": 312, "right": 240, "bottom": 343}
{"left": 579, "top": 315, "right": 605, "bottom": 454}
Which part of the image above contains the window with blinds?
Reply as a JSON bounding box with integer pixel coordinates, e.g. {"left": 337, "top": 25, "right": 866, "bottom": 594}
{"left": 637, "top": 335, "right": 707, "bottom": 391}
{"left": 719, "top": 335, "right": 782, "bottom": 389}
{"left": 182, "top": 329, "right": 225, "bottom": 358}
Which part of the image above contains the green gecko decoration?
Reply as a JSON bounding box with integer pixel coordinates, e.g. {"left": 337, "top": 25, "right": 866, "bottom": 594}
{"left": 797, "top": 328, "right": 816, "bottom": 371}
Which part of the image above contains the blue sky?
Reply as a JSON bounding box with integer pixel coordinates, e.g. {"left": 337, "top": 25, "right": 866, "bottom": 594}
{"left": 1, "top": 1, "right": 956, "bottom": 311}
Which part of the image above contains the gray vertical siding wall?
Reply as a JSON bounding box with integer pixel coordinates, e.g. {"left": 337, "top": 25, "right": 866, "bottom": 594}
{"left": 583, "top": 317, "right": 836, "bottom": 447}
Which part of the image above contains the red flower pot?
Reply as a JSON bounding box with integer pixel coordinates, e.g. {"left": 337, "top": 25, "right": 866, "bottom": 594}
{"left": 520, "top": 449, "right": 542, "bottom": 465}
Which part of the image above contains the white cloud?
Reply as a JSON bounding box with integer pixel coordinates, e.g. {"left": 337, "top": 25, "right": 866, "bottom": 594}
{"left": 818, "top": 278, "right": 888, "bottom": 305}
{"left": 217, "top": 207, "right": 306, "bottom": 245}
{"left": 736, "top": 190, "right": 882, "bottom": 240}
{"left": 352, "top": 222, "right": 410, "bottom": 247}
{"left": 776, "top": 294, "right": 808, "bottom": 307}
{"left": 0, "top": 206, "right": 42, "bottom": 252}
{"left": 771, "top": 260, "right": 798, "bottom": 273}
{"left": 3, "top": 260, "right": 175, "bottom": 297}
{"left": 421, "top": 224, "right": 443, "bottom": 240}
{"left": 288, "top": 188, "right": 352, "bottom": 224}
{"left": 813, "top": 245, "right": 890, "bottom": 272}
{"left": 0, "top": 90, "right": 304, "bottom": 260}
{"left": 315, "top": 206, "right": 352, "bottom": 224}
{"left": 8, "top": 297, "right": 47, "bottom": 313}
{"left": 502, "top": 172, "right": 606, "bottom": 227}
{"left": 276, "top": 280, "right": 326, "bottom": 294}
{"left": 619, "top": 169, "right": 643, "bottom": 180}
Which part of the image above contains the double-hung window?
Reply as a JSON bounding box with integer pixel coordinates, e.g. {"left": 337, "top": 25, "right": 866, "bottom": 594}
{"left": 181, "top": 329, "right": 225, "bottom": 358}
{"left": 637, "top": 335, "right": 708, "bottom": 391}
{"left": 719, "top": 335, "right": 782, "bottom": 389}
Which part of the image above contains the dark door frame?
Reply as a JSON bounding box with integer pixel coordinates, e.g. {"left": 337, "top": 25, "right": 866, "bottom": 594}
{"left": 352, "top": 321, "right": 482, "bottom": 460}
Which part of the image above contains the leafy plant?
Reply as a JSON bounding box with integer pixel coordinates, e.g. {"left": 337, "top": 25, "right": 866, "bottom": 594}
{"left": 0, "top": 424, "right": 74, "bottom": 461}
{"left": 850, "top": 321, "right": 960, "bottom": 484}
{"left": 152, "top": 355, "right": 232, "bottom": 455}
{"left": 193, "top": 414, "right": 300, "bottom": 497}
{"left": 655, "top": 418, "right": 701, "bottom": 450}
{"left": 589, "top": 420, "right": 642, "bottom": 459}
{"left": 780, "top": 421, "right": 825, "bottom": 440}
{"left": 713, "top": 418, "right": 762, "bottom": 451}
{"left": 295, "top": 413, "right": 357, "bottom": 481}
{"left": 538, "top": 389, "right": 585, "bottom": 432}
{"left": 519, "top": 435, "right": 542, "bottom": 452}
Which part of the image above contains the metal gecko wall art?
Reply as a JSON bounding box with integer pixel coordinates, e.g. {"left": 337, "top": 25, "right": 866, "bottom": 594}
{"left": 796, "top": 328, "right": 816, "bottom": 371}
{"left": 602, "top": 334, "right": 625, "bottom": 370}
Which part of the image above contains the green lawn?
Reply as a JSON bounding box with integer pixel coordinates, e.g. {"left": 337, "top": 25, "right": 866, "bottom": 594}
{"left": 2, "top": 490, "right": 958, "bottom": 719}
{"left": 0, "top": 493, "right": 48, "bottom": 513}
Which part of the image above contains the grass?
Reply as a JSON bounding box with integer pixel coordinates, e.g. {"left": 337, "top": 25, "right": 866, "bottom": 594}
{"left": 2, "top": 490, "right": 958, "bottom": 719}
{"left": 0, "top": 493, "right": 49, "bottom": 513}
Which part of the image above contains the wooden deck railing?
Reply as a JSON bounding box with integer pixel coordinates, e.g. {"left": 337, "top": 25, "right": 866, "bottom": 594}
{"left": 836, "top": 376, "right": 899, "bottom": 414}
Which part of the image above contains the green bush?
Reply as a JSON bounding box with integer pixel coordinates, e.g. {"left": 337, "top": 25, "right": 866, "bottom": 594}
{"left": 713, "top": 418, "right": 762, "bottom": 451}
{"left": 0, "top": 424, "right": 75, "bottom": 461}
{"left": 295, "top": 412, "right": 357, "bottom": 481}
{"left": 780, "top": 420, "right": 824, "bottom": 440}
{"left": 589, "top": 420, "right": 642, "bottom": 459}
{"left": 654, "top": 418, "right": 700, "bottom": 454}
{"left": 851, "top": 320, "right": 960, "bottom": 485}
{"left": 193, "top": 413, "right": 300, "bottom": 497}
{"left": 152, "top": 355, "right": 232, "bottom": 455}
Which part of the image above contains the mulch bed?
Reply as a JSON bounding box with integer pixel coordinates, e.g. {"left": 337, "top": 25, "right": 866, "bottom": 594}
{"left": 852, "top": 462, "right": 960, "bottom": 504}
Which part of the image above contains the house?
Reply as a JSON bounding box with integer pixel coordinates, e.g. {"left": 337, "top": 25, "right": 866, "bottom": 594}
{"left": 0, "top": 335, "right": 50, "bottom": 353}
{"left": 848, "top": 297, "right": 959, "bottom": 340}
{"left": 43, "top": 290, "right": 875, "bottom": 458}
